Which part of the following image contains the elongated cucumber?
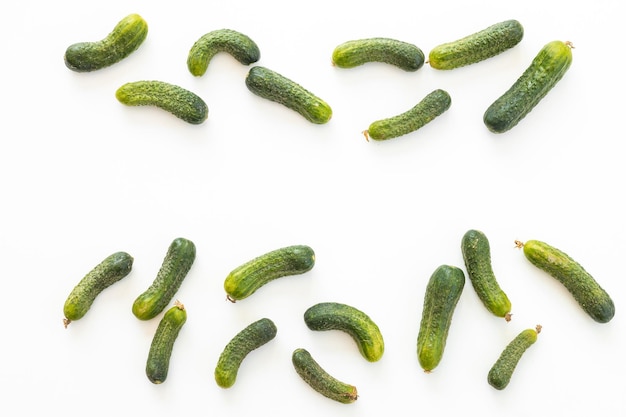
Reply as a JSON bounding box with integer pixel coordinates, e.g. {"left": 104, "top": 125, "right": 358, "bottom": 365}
{"left": 488, "top": 325, "right": 541, "bottom": 390}
{"left": 187, "top": 28, "right": 260, "bottom": 76}
{"left": 332, "top": 38, "right": 424, "bottom": 71}
{"left": 145, "top": 301, "right": 187, "bottom": 384}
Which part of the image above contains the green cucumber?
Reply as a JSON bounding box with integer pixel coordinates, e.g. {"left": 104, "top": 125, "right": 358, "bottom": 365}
{"left": 428, "top": 19, "right": 524, "bottom": 70}
{"left": 417, "top": 264, "right": 465, "bottom": 372}
{"left": 224, "top": 244, "right": 315, "bottom": 302}
{"left": 484, "top": 40, "right": 573, "bottom": 133}
{"left": 145, "top": 301, "right": 187, "bottom": 384}
{"left": 332, "top": 38, "right": 425, "bottom": 71}
{"left": 516, "top": 239, "right": 615, "bottom": 323}
{"left": 303, "top": 302, "right": 384, "bottom": 362}
{"left": 63, "top": 251, "right": 134, "bottom": 328}
{"left": 363, "top": 89, "right": 451, "bottom": 141}
{"left": 187, "top": 28, "right": 260, "bottom": 76}
{"left": 461, "top": 229, "right": 512, "bottom": 321}
{"left": 115, "top": 80, "right": 209, "bottom": 124}
{"left": 132, "top": 237, "right": 196, "bottom": 321}
{"left": 64, "top": 13, "right": 148, "bottom": 72}
{"left": 487, "top": 325, "right": 541, "bottom": 390}
{"left": 292, "top": 348, "right": 358, "bottom": 404}
{"left": 245, "top": 66, "right": 333, "bottom": 124}
{"left": 214, "top": 317, "right": 277, "bottom": 388}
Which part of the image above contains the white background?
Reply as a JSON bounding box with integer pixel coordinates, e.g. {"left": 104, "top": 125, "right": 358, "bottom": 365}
{"left": 1, "top": 0, "right": 624, "bottom": 415}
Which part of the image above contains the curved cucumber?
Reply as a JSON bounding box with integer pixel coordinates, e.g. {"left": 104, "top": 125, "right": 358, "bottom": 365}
{"left": 303, "top": 302, "right": 384, "bottom": 362}
{"left": 63, "top": 251, "right": 134, "bottom": 328}
{"left": 64, "top": 13, "right": 148, "bottom": 72}
{"left": 332, "top": 38, "right": 424, "bottom": 71}
{"left": 484, "top": 40, "right": 573, "bottom": 133}
{"left": 487, "top": 325, "right": 541, "bottom": 390}
{"left": 132, "top": 237, "right": 196, "bottom": 321}
{"left": 187, "top": 28, "right": 260, "bottom": 76}
{"left": 245, "top": 66, "right": 333, "bottom": 124}
{"left": 145, "top": 301, "right": 187, "bottom": 384}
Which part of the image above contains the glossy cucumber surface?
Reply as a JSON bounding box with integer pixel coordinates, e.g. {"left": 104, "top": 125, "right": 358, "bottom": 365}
{"left": 145, "top": 301, "right": 187, "bottom": 384}
{"left": 187, "top": 28, "right": 260, "bottom": 76}
{"left": 332, "top": 38, "right": 424, "bottom": 71}
{"left": 487, "top": 325, "right": 541, "bottom": 390}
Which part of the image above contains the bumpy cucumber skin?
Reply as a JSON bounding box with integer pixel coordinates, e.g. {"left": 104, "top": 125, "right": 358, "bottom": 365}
{"left": 145, "top": 301, "right": 187, "bottom": 384}
{"left": 461, "top": 229, "right": 512, "bottom": 321}
{"left": 63, "top": 251, "right": 134, "bottom": 328}
{"left": 292, "top": 348, "right": 358, "bottom": 404}
{"left": 519, "top": 240, "right": 615, "bottom": 323}
{"left": 64, "top": 13, "right": 148, "bottom": 72}
{"left": 304, "top": 302, "right": 384, "bottom": 362}
{"left": 224, "top": 245, "right": 315, "bottom": 302}
{"left": 332, "top": 38, "right": 425, "bottom": 71}
{"left": 132, "top": 238, "right": 196, "bottom": 321}
{"left": 245, "top": 66, "right": 332, "bottom": 124}
{"left": 428, "top": 19, "right": 524, "bottom": 70}
{"left": 484, "top": 40, "right": 573, "bottom": 133}
{"left": 116, "top": 80, "right": 209, "bottom": 124}
{"left": 187, "top": 29, "right": 260, "bottom": 76}
{"left": 487, "top": 325, "right": 540, "bottom": 390}
{"left": 364, "top": 89, "right": 451, "bottom": 141}
{"left": 214, "top": 318, "right": 277, "bottom": 388}
{"left": 417, "top": 264, "right": 465, "bottom": 372}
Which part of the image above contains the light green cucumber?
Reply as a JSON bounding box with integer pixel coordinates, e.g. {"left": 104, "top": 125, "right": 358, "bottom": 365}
{"left": 145, "top": 301, "right": 187, "bottom": 384}
{"left": 487, "top": 325, "right": 541, "bottom": 390}
{"left": 187, "top": 28, "right": 260, "bottom": 76}
{"left": 332, "top": 38, "right": 425, "bottom": 71}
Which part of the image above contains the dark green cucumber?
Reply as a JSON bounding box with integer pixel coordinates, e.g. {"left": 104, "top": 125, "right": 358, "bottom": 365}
{"left": 245, "top": 66, "right": 333, "bottom": 124}
{"left": 63, "top": 251, "right": 134, "bottom": 328}
{"left": 292, "top": 348, "right": 358, "bottom": 404}
{"left": 461, "top": 229, "right": 512, "bottom": 321}
{"left": 487, "top": 325, "right": 541, "bottom": 390}
{"left": 417, "top": 264, "right": 465, "bottom": 372}
{"left": 214, "top": 318, "right": 277, "bottom": 388}
{"left": 303, "top": 302, "right": 384, "bottom": 362}
{"left": 428, "top": 19, "right": 524, "bottom": 70}
{"left": 332, "top": 38, "right": 425, "bottom": 71}
{"left": 132, "top": 237, "right": 196, "bottom": 321}
{"left": 484, "top": 40, "right": 573, "bottom": 133}
{"left": 145, "top": 301, "right": 187, "bottom": 384}
{"left": 187, "top": 28, "right": 260, "bottom": 76}
{"left": 224, "top": 245, "right": 315, "bottom": 302}
{"left": 516, "top": 239, "right": 615, "bottom": 323}
{"left": 115, "top": 80, "right": 209, "bottom": 124}
{"left": 64, "top": 13, "right": 148, "bottom": 72}
{"left": 363, "top": 89, "right": 451, "bottom": 141}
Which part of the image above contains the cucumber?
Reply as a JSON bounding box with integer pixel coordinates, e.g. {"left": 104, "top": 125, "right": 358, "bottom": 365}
{"left": 132, "top": 237, "right": 196, "bottom": 321}
{"left": 64, "top": 13, "right": 148, "bottom": 72}
{"left": 363, "top": 89, "right": 451, "bottom": 141}
{"left": 461, "top": 229, "right": 512, "bottom": 321}
{"left": 245, "top": 66, "right": 333, "bottom": 124}
{"left": 484, "top": 40, "right": 573, "bottom": 133}
{"left": 214, "top": 317, "right": 277, "bottom": 388}
{"left": 115, "top": 80, "right": 209, "bottom": 124}
{"left": 303, "top": 302, "right": 384, "bottom": 362}
{"left": 417, "top": 264, "right": 465, "bottom": 372}
{"left": 332, "top": 38, "right": 425, "bottom": 71}
{"left": 224, "top": 244, "right": 315, "bottom": 302}
{"left": 63, "top": 251, "right": 134, "bottom": 328}
{"left": 516, "top": 239, "right": 615, "bottom": 323}
{"left": 187, "top": 28, "right": 260, "bottom": 76}
{"left": 487, "top": 325, "right": 541, "bottom": 390}
{"left": 145, "top": 300, "right": 187, "bottom": 384}
{"left": 292, "top": 348, "right": 358, "bottom": 404}
{"left": 428, "top": 19, "right": 524, "bottom": 70}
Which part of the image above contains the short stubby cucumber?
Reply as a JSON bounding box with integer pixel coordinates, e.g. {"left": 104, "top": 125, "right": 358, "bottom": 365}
{"left": 245, "top": 66, "right": 333, "bottom": 124}
{"left": 115, "top": 80, "right": 209, "bottom": 124}
{"left": 484, "top": 40, "right": 573, "bottom": 133}
{"left": 487, "top": 325, "right": 541, "bottom": 390}
{"left": 461, "top": 229, "right": 512, "bottom": 321}
{"left": 417, "top": 264, "right": 465, "bottom": 372}
{"left": 63, "top": 251, "right": 134, "bottom": 328}
{"left": 187, "top": 28, "right": 260, "bottom": 76}
{"left": 224, "top": 244, "right": 315, "bottom": 302}
{"left": 292, "top": 348, "right": 358, "bottom": 404}
{"left": 145, "top": 301, "right": 187, "bottom": 384}
{"left": 303, "top": 302, "right": 384, "bottom": 362}
{"left": 363, "top": 89, "right": 451, "bottom": 141}
{"left": 428, "top": 19, "right": 524, "bottom": 70}
{"left": 516, "top": 239, "right": 615, "bottom": 323}
{"left": 332, "top": 38, "right": 425, "bottom": 71}
{"left": 64, "top": 13, "right": 148, "bottom": 72}
{"left": 214, "top": 318, "right": 277, "bottom": 388}
{"left": 132, "top": 237, "right": 196, "bottom": 321}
